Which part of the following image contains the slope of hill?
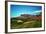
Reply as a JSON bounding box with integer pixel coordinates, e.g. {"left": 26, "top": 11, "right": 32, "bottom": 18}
{"left": 11, "top": 12, "right": 42, "bottom": 29}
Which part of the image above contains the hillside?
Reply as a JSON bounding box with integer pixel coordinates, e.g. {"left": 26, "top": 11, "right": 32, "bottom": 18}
{"left": 11, "top": 13, "right": 42, "bottom": 29}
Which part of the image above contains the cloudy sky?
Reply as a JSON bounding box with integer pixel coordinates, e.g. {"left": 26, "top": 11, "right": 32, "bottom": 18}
{"left": 10, "top": 5, "right": 42, "bottom": 17}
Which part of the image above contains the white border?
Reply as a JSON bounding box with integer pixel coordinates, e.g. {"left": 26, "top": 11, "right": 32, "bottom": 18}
{"left": 8, "top": 2, "right": 44, "bottom": 32}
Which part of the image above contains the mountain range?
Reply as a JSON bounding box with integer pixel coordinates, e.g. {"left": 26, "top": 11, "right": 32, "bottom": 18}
{"left": 11, "top": 12, "right": 42, "bottom": 21}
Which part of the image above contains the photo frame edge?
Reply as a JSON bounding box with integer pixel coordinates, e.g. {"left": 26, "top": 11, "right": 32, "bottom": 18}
{"left": 5, "top": 1, "right": 45, "bottom": 33}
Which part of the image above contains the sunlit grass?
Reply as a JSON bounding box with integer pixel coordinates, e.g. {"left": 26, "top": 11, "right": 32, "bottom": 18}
{"left": 11, "top": 19, "right": 42, "bottom": 29}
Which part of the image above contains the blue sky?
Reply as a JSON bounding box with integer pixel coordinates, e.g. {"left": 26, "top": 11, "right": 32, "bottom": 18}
{"left": 10, "top": 5, "right": 42, "bottom": 17}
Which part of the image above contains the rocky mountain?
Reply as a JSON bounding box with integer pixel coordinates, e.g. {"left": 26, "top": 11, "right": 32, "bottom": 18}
{"left": 11, "top": 13, "right": 42, "bottom": 21}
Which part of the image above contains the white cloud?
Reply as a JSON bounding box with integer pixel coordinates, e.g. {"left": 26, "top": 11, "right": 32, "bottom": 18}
{"left": 31, "top": 10, "right": 42, "bottom": 15}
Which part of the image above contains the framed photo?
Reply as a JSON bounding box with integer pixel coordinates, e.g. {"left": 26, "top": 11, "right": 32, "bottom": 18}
{"left": 5, "top": 1, "right": 45, "bottom": 33}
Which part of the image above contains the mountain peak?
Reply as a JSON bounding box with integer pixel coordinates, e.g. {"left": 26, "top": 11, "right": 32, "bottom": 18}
{"left": 21, "top": 14, "right": 32, "bottom": 16}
